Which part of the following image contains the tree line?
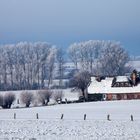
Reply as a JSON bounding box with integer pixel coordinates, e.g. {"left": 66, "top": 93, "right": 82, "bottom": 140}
{"left": 68, "top": 40, "right": 130, "bottom": 76}
{"left": 0, "top": 40, "right": 130, "bottom": 91}
{"left": 0, "top": 42, "right": 64, "bottom": 90}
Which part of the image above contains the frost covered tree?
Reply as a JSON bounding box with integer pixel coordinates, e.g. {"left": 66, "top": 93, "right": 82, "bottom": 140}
{"left": 71, "top": 71, "right": 91, "bottom": 100}
{"left": 56, "top": 47, "right": 65, "bottom": 87}
{"left": 6, "top": 45, "right": 15, "bottom": 89}
{"left": 53, "top": 90, "right": 63, "bottom": 103}
{"left": 0, "top": 40, "right": 130, "bottom": 90}
{"left": 20, "top": 91, "right": 34, "bottom": 107}
{"left": 37, "top": 90, "right": 52, "bottom": 105}
{"left": 68, "top": 43, "right": 79, "bottom": 70}
{"left": 0, "top": 93, "right": 15, "bottom": 109}
{"left": 0, "top": 42, "right": 56, "bottom": 90}
{"left": 68, "top": 40, "right": 102, "bottom": 73}
{"left": 33, "top": 42, "right": 52, "bottom": 88}
{"left": 69, "top": 40, "right": 130, "bottom": 76}
{"left": 98, "top": 41, "right": 130, "bottom": 76}
{"left": 47, "top": 47, "right": 57, "bottom": 88}
{"left": 0, "top": 48, "right": 8, "bottom": 90}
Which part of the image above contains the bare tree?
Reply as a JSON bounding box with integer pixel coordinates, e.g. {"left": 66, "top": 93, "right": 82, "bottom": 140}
{"left": 68, "top": 43, "right": 79, "bottom": 70}
{"left": 5, "top": 45, "right": 15, "bottom": 89}
{"left": 69, "top": 40, "right": 130, "bottom": 76}
{"left": 39, "top": 43, "right": 51, "bottom": 88}
{"left": 1, "top": 93, "right": 15, "bottom": 109}
{"left": 56, "top": 47, "right": 65, "bottom": 87}
{"left": 69, "top": 40, "right": 102, "bottom": 73}
{"left": 47, "top": 47, "right": 57, "bottom": 88}
{"left": 53, "top": 90, "right": 63, "bottom": 103}
{"left": 72, "top": 71, "right": 91, "bottom": 100}
{"left": 0, "top": 42, "right": 55, "bottom": 90}
{"left": 37, "top": 90, "right": 46, "bottom": 105}
{"left": 98, "top": 41, "right": 130, "bottom": 76}
{"left": 0, "top": 40, "right": 130, "bottom": 90}
{"left": 37, "top": 90, "right": 52, "bottom": 105}
{"left": 1, "top": 49, "right": 8, "bottom": 90}
{"left": 20, "top": 91, "right": 33, "bottom": 107}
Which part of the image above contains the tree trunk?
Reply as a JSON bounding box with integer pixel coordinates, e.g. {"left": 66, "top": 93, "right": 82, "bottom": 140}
{"left": 81, "top": 88, "right": 86, "bottom": 101}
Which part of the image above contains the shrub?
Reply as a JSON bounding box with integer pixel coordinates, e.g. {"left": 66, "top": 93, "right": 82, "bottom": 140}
{"left": 0, "top": 93, "right": 15, "bottom": 109}
{"left": 37, "top": 90, "right": 52, "bottom": 105}
{"left": 53, "top": 90, "right": 63, "bottom": 103}
{"left": 20, "top": 91, "right": 33, "bottom": 107}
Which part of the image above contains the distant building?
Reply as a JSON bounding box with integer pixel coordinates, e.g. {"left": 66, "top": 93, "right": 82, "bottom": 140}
{"left": 88, "top": 76, "right": 140, "bottom": 101}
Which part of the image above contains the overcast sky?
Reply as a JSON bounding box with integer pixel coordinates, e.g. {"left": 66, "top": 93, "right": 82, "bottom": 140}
{"left": 0, "top": 0, "right": 140, "bottom": 55}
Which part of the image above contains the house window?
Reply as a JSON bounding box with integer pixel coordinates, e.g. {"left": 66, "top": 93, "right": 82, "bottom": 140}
{"left": 103, "top": 94, "right": 106, "bottom": 100}
{"left": 125, "top": 83, "right": 128, "bottom": 87}
{"left": 124, "top": 94, "right": 127, "bottom": 99}
{"left": 134, "top": 94, "right": 137, "bottom": 99}
{"left": 121, "top": 82, "right": 124, "bottom": 87}
{"left": 115, "top": 83, "right": 119, "bottom": 87}
{"left": 112, "top": 94, "right": 117, "bottom": 100}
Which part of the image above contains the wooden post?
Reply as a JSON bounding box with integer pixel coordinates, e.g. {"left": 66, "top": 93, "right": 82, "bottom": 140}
{"left": 14, "top": 113, "right": 16, "bottom": 119}
{"left": 61, "top": 114, "right": 64, "bottom": 119}
{"left": 36, "top": 113, "right": 39, "bottom": 119}
{"left": 107, "top": 114, "right": 110, "bottom": 121}
{"left": 65, "top": 98, "right": 67, "bottom": 104}
{"left": 84, "top": 114, "right": 86, "bottom": 120}
{"left": 131, "top": 115, "right": 133, "bottom": 121}
{"left": 17, "top": 99, "right": 20, "bottom": 104}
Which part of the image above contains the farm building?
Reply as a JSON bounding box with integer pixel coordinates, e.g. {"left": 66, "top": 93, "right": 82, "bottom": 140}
{"left": 88, "top": 76, "right": 140, "bottom": 101}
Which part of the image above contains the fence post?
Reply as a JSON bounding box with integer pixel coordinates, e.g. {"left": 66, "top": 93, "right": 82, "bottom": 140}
{"left": 65, "top": 98, "right": 67, "bottom": 104}
{"left": 14, "top": 113, "right": 16, "bottom": 119}
{"left": 61, "top": 114, "right": 64, "bottom": 119}
{"left": 17, "top": 99, "right": 20, "bottom": 104}
{"left": 36, "top": 113, "right": 39, "bottom": 119}
{"left": 131, "top": 115, "right": 133, "bottom": 121}
{"left": 84, "top": 114, "right": 86, "bottom": 120}
{"left": 107, "top": 114, "right": 110, "bottom": 121}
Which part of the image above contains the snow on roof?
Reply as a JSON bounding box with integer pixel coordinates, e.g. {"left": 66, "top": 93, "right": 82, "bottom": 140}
{"left": 116, "top": 76, "right": 129, "bottom": 82}
{"left": 88, "top": 76, "right": 140, "bottom": 94}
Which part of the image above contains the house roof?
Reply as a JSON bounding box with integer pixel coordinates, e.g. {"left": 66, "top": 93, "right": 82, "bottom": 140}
{"left": 88, "top": 76, "right": 140, "bottom": 94}
{"left": 115, "top": 76, "right": 129, "bottom": 82}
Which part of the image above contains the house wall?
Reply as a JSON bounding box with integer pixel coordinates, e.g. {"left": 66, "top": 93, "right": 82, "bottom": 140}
{"left": 106, "top": 94, "right": 112, "bottom": 100}
{"left": 106, "top": 93, "right": 140, "bottom": 100}
{"left": 88, "top": 94, "right": 103, "bottom": 101}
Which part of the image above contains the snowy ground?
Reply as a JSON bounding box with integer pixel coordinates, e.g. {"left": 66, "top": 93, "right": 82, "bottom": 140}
{"left": 1, "top": 120, "right": 140, "bottom": 140}
{"left": 0, "top": 100, "right": 140, "bottom": 140}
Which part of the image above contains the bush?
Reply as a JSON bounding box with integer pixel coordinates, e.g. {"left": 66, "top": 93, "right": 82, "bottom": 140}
{"left": 52, "top": 90, "right": 63, "bottom": 103}
{"left": 20, "top": 91, "right": 33, "bottom": 107}
{"left": 37, "top": 90, "right": 52, "bottom": 105}
{"left": 0, "top": 93, "right": 15, "bottom": 109}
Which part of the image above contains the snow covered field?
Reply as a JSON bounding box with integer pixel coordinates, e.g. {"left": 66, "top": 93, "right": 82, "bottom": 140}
{"left": 0, "top": 100, "right": 140, "bottom": 139}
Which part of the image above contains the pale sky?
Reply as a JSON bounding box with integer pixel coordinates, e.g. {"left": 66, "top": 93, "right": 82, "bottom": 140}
{"left": 0, "top": 0, "right": 140, "bottom": 55}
